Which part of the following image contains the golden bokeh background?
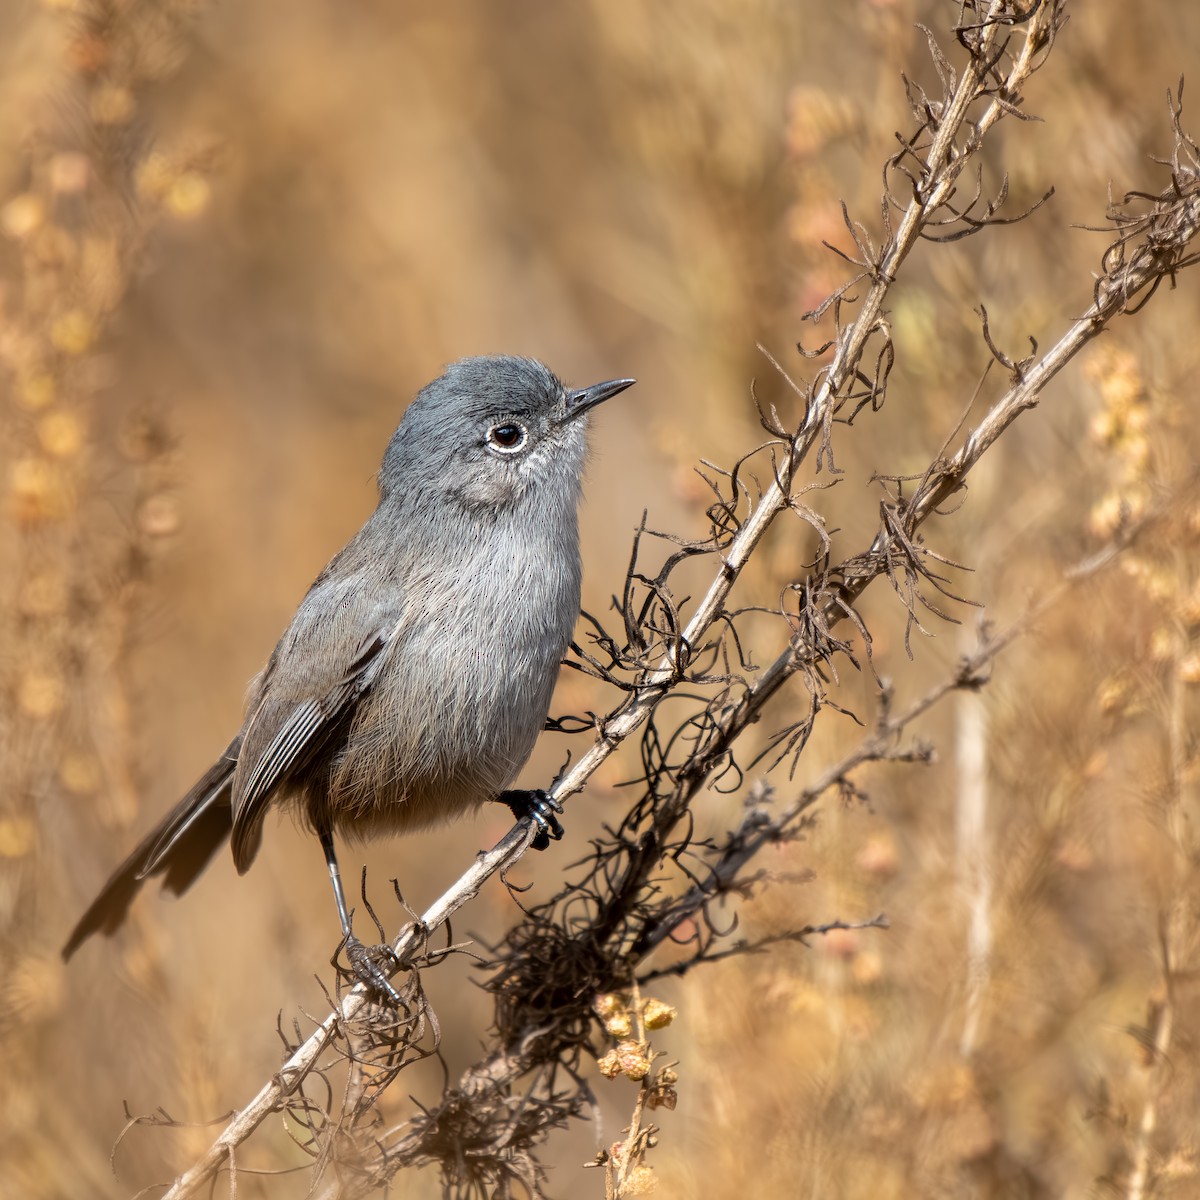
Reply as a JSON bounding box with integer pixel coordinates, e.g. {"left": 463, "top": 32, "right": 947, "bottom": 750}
{"left": 4, "top": 1, "right": 1200, "bottom": 1196}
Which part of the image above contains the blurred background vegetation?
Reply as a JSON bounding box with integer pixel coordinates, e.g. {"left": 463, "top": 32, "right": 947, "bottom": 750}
{"left": 3, "top": 0, "right": 1200, "bottom": 1196}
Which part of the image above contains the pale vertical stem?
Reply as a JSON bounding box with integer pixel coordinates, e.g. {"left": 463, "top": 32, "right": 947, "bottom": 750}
{"left": 1126, "top": 608, "right": 1187, "bottom": 1200}
{"left": 956, "top": 626, "right": 992, "bottom": 1058}
{"left": 1126, "top": 998, "right": 1172, "bottom": 1200}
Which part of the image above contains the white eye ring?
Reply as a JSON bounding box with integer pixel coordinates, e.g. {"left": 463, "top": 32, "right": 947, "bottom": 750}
{"left": 486, "top": 422, "right": 528, "bottom": 453}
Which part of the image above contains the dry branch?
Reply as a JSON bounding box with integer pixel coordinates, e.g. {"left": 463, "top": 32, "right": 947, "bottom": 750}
{"left": 148, "top": 3, "right": 1200, "bottom": 1196}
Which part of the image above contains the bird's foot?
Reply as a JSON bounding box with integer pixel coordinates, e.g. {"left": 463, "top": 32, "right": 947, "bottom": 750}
{"left": 497, "top": 788, "right": 564, "bottom": 851}
{"left": 341, "top": 933, "right": 402, "bottom": 1005}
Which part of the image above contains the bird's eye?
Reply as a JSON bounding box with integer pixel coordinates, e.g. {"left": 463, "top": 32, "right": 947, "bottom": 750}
{"left": 487, "top": 422, "right": 528, "bottom": 452}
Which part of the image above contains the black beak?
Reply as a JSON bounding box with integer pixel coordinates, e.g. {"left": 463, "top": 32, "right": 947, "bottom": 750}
{"left": 562, "top": 376, "right": 636, "bottom": 423}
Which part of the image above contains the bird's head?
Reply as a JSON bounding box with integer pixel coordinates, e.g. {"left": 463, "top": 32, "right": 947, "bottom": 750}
{"left": 379, "top": 356, "right": 634, "bottom": 514}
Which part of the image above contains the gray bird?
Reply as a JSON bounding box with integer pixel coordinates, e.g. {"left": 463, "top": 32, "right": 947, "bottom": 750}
{"left": 63, "top": 356, "right": 634, "bottom": 997}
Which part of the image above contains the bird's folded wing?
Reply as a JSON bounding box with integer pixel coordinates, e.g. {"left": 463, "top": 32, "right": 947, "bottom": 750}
{"left": 230, "top": 625, "right": 395, "bottom": 871}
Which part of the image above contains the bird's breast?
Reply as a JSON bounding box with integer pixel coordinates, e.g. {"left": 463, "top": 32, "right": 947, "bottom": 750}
{"left": 322, "top": 520, "right": 581, "bottom": 835}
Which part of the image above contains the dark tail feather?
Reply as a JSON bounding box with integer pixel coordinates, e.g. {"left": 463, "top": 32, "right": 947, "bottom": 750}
{"left": 62, "top": 739, "right": 241, "bottom": 960}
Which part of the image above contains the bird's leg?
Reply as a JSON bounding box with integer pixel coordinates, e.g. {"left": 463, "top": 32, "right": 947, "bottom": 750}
{"left": 321, "top": 827, "right": 353, "bottom": 933}
{"left": 319, "top": 828, "right": 401, "bottom": 1004}
{"left": 496, "top": 789, "right": 564, "bottom": 851}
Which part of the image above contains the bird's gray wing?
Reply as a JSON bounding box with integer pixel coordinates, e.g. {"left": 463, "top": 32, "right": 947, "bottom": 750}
{"left": 229, "top": 624, "right": 396, "bottom": 872}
